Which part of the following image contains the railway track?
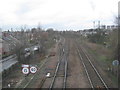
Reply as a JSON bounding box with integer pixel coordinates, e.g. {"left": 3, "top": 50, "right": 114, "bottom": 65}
{"left": 49, "top": 39, "right": 69, "bottom": 89}
{"left": 75, "top": 40, "right": 109, "bottom": 90}
{"left": 22, "top": 38, "right": 66, "bottom": 89}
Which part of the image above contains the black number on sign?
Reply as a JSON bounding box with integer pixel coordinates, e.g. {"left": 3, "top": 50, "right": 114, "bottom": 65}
{"left": 24, "top": 69, "right": 27, "bottom": 72}
{"left": 31, "top": 68, "right": 35, "bottom": 71}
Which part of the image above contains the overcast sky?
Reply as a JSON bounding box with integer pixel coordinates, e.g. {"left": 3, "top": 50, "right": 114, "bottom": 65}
{"left": 0, "top": 0, "right": 119, "bottom": 31}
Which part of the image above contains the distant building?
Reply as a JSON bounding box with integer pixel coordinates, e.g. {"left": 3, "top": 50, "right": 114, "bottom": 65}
{"left": 100, "top": 25, "right": 106, "bottom": 29}
{"left": 111, "top": 25, "right": 117, "bottom": 29}
{"left": 106, "top": 25, "right": 117, "bottom": 30}
{"left": 1, "top": 31, "right": 21, "bottom": 56}
{"left": 80, "top": 29, "right": 97, "bottom": 37}
{"left": 107, "top": 26, "right": 111, "bottom": 30}
{"left": 2, "top": 39, "right": 10, "bottom": 55}
{"left": 0, "top": 38, "right": 3, "bottom": 56}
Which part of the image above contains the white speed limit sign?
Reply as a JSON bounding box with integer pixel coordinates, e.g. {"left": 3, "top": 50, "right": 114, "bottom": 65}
{"left": 30, "top": 66, "right": 37, "bottom": 73}
{"left": 22, "top": 67, "right": 29, "bottom": 74}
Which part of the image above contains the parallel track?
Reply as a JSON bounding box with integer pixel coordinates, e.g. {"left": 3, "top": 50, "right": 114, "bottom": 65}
{"left": 76, "top": 40, "right": 109, "bottom": 90}
{"left": 49, "top": 39, "right": 69, "bottom": 89}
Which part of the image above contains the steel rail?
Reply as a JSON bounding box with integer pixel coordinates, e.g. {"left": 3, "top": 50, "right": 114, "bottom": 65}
{"left": 75, "top": 38, "right": 109, "bottom": 90}
{"left": 49, "top": 60, "right": 61, "bottom": 89}
{"left": 80, "top": 46, "right": 109, "bottom": 90}
{"left": 49, "top": 45, "right": 66, "bottom": 89}
{"left": 23, "top": 56, "right": 49, "bottom": 89}
{"left": 76, "top": 46, "right": 94, "bottom": 89}
{"left": 63, "top": 40, "right": 69, "bottom": 89}
{"left": 63, "top": 48, "right": 68, "bottom": 89}
{"left": 49, "top": 40, "right": 68, "bottom": 89}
